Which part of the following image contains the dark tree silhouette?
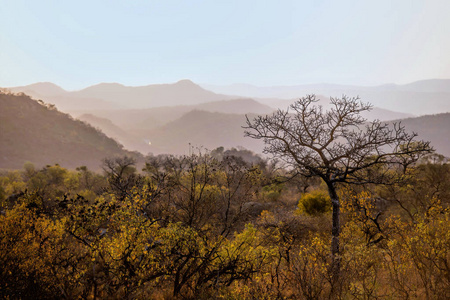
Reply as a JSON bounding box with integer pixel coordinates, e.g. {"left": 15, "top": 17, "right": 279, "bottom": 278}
{"left": 102, "top": 156, "right": 140, "bottom": 201}
{"left": 244, "top": 95, "right": 433, "bottom": 287}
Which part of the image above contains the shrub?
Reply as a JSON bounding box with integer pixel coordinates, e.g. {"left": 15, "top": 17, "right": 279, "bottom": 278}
{"left": 297, "top": 190, "right": 331, "bottom": 216}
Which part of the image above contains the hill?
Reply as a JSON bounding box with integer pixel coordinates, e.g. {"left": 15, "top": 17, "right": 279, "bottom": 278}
{"left": 135, "top": 110, "right": 450, "bottom": 158}
{"left": 9, "top": 80, "right": 429, "bottom": 118}
{"left": 202, "top": 79, "right": 450, "bottom": 115}
{"left": 8, "top": 82, "right": 67, "bottom": 96}
{"left": 71, "top": 79, "right": 233, "bottom": 108}
{"left": 73, "top": 98, "right": 275, "bottom": 131}
{"left": 141, "top": 110, "right": 264, "bottom": 155}
{"left": 77, "top": 114, "right": 152, "bottom": 154}
{"left": 265, "top": 96, "right": 414, "bottom": 121}
{"left": 377, "top": 79, "right": 450, "bottom": 93}
{"left": 390, "top": 113, "right": 450, "bottom": 158}
{"left": 1, "top": 91, "right": 447, "bottom": 166}
{"left": 195, "top": 98, "right": 274, "bottom": 115}
{"left": 8, "top": 80, "right": 234, "bottom": 110}
{"left": 0, "top": 92, "right": 142, "bottom": 170}
{"left": 7, "top": 82, "right": 120, "bottom": 111}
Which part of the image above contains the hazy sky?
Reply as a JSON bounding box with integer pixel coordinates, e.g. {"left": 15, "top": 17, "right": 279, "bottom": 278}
{"left": 1, "top": 0, "right": 449, "bottom": 90}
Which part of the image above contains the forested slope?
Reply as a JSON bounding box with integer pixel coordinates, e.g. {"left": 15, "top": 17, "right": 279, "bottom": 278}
{"left": 0, "top": 92, "right": 141, "bottom": 170}
{"left": 391, "top": 113, "right": 450, "bottom": 157}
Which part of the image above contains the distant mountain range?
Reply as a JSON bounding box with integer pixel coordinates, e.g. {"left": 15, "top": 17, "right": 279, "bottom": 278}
{"left": 7, "top": 82, "right": 122, "bottom": 111}
{"left": 265, "top": 96, "right": 414, "bottom": 121}
{"left": 7, "top": 80, "right": 424, "bottom": 121}
{"left": 74, "top": 99, "right": 273, "bottom": 154}
{"left": 8, "top": 80, "right": 233, "bottom": 110}
{"left": 2, "top": 79, "right": 449, "bottom": 164}
{"left": 202, "top": 79, "right": 450, "bottom": 115}
{"left": 134, "top": 110, "right": 450, "bottom": 158}
{"left": 77, "top": 113, "right": 153, "bottom": 154}
{"left": 141, "top": 110, "right": 263, "bottom": 155}
{"left": 74, "top": 98, "right": 274, "bottom": 131}
{"left": 390, "top": 113, "right": 450, "bottom": 158}
{"left": 0, "top": 92, "right": 142, "bottom": 170}
{"left": 71, "top": 80, "right": 233, "bottom": 108}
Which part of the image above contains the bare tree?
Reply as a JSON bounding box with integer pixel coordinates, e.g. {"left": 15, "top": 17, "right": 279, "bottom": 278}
{"left": 102, "top": 156, "right": 140, "bottom": 201}
{"left": 244, "top": 95, "right": 432, "bottom": 286}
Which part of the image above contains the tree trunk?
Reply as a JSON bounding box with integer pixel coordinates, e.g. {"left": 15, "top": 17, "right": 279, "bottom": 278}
{"left": 327, "top": 181, "right": 341, "bottom": 292}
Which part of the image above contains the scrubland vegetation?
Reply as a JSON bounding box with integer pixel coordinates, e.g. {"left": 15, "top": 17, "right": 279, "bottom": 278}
{"left": 0, "top": 93, "right": 448, "bottom": 299}
{"left": 1, "top": 148, "right": 449, "bottom": 299}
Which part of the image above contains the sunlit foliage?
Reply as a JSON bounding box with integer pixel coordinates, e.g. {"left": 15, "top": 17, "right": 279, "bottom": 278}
{"left": 0, "top": 150, "right": 449, "bottom": 299}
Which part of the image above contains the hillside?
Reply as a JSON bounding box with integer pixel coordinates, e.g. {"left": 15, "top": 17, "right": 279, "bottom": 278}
{"left": 195, "top": 98, "right": 274, "bottom": 115}
{"left": 8, "top": 80, "right": 234, "bottom": 110}
{"left": 8, "top": 82, "right": 67, "bottom": 96}
{"left": 141, "top": 110, "right": 264, "bottom": 155}
{"left": 134, "top": 98, "right": 274, "bottom": 129}
{"left": 77, "top": 114, "right": 152, "bottom": 154}
{"left": 266, "top": 96, "right": 414, "bottom": 121}
{"left": 390, "top": 113, "right": 450, "bottom": 157}
{"left": 1, "top": 91, "right": 448, "bottom": 168}
{"left": 134, "top": 110, "right": 450, "bottom": 158}
{"left": 202, "top": 79, "right": 450, "bottom": 115}
{"left": 71, "top": 80, "right": 233, "bottom": 108}
{"left": 9, "top": 80, "right": 430, "bottom": 118}
{"left": 8, "top": 82, "right": 120, "bottom": 111}
{"left": 73, "top": 98, "right": 275, "bottom": 131}
{"left": 377, "top": 79, "right": 450, "bottom": 93}
{"left": 0, "top": 92, "right": 142, "bottom": 170}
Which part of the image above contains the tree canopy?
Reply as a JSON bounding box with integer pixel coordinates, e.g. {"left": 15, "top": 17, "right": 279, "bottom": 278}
{"left": 245, "top": 95, "right": 432, "bottom": 184}
{"left": 244, "top": 95, "right": 433, "bottom": 287}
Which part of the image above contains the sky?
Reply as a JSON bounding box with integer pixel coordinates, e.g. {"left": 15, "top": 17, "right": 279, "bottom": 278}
{"left": 1, "top": 0, "right": 449, "bottom": 90}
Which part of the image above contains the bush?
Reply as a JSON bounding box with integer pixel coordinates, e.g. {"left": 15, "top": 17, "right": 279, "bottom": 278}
{"left": 297, "top": 190, "right": 331, "bottom": 216}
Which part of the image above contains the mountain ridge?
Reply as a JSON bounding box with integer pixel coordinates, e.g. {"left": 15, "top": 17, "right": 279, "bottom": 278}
{"left": 201, "top": 79, "right": 450, "bottom": 115}
{"left": 8, "top": 80, "right": 234, "bottom": 109}
{"left": 142, "top": 110, "right": 450, "bottom": 157}
{"left": 1, "top": 90, "right": 448, "bottom": 170}
{"left": 0, "top": 92, "right": 142, "bottom": 170}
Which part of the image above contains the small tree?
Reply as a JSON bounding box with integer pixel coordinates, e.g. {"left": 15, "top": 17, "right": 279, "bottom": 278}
{"left": 244, "top": 95, "right": 432, "bottom": 286}
{"left": 102, "top": 156, "right": 140, "bottom": 201}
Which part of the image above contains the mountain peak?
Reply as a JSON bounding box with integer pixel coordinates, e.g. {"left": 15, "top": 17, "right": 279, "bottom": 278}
{"left": 9, "top": 82, "right": 67, "bottom": 95}
{"left": 89, "top": 82, "right": 125, "bottom": 88}
{"left": 28, "top": 81, "right": 62, "bottom": 88}
{"left": 174, "top": 79, "right": 197, "bottom": 86}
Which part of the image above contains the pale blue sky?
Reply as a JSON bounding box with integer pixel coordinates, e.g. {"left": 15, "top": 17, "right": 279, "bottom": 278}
{"left": 1, "top": 0, "right": 449, "bottom": 90}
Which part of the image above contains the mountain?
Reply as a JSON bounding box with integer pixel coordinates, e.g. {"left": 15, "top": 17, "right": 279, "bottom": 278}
{"left": 0, "top": 92, "right": 142, "bottom": 170}
{"left": 1, "top": 90, "right": 447, "bottom": 169}
{"left": 202, "top": 79, "right": 450, "bottom": 115}
{"left": 72, "top": 98, "right": 275, "bottom": 131}
{"left": 75, "top": 98, "right": 274, "bottom": 155}
{"left": 352, "top": 90, "right": 449, "bottom": 116}
{"left": 8, "top": 80, "right": 234, "bottom": 111}
{"left": 201, "top": 83, "right": 367, "bottom": 99}
{"left": 390, "top": 113, "right": 450, "bottom": 158}
{"left": 10, "top": 80, "right": 440, "bottom": 117}
{"left": 362, "top": 107, "right": 414, "bottom": 122}
{"left": 133, "top": 98, "right": 273, "bottom": 129}
{"left": 77, "top": 114, "right": 152, "bottom": 154}
{"left": 7, "top": 82, "right": 121, "bottom": 111}
{"left": 133, "top": 110, "right": 450, "bottom": 158}
{"left": 376, "top": 79, "right": 450, "bottom": 93}
{"left": 194, "top": 98, "right": 274, "bottom": 115}
{"left": 265, "top": 96, "right": 414, "bottom": 121}
{"left": 8, "top": 82, "right": 67, "bottom": 96}
{"left": 141, "top": 110, "right": 264, "bottom": 155}
{"left": 68, "top": 79, "right": 233, "bottom": 108}
{"left": 5, "top": 80, "right": 448, "bottom": 158}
